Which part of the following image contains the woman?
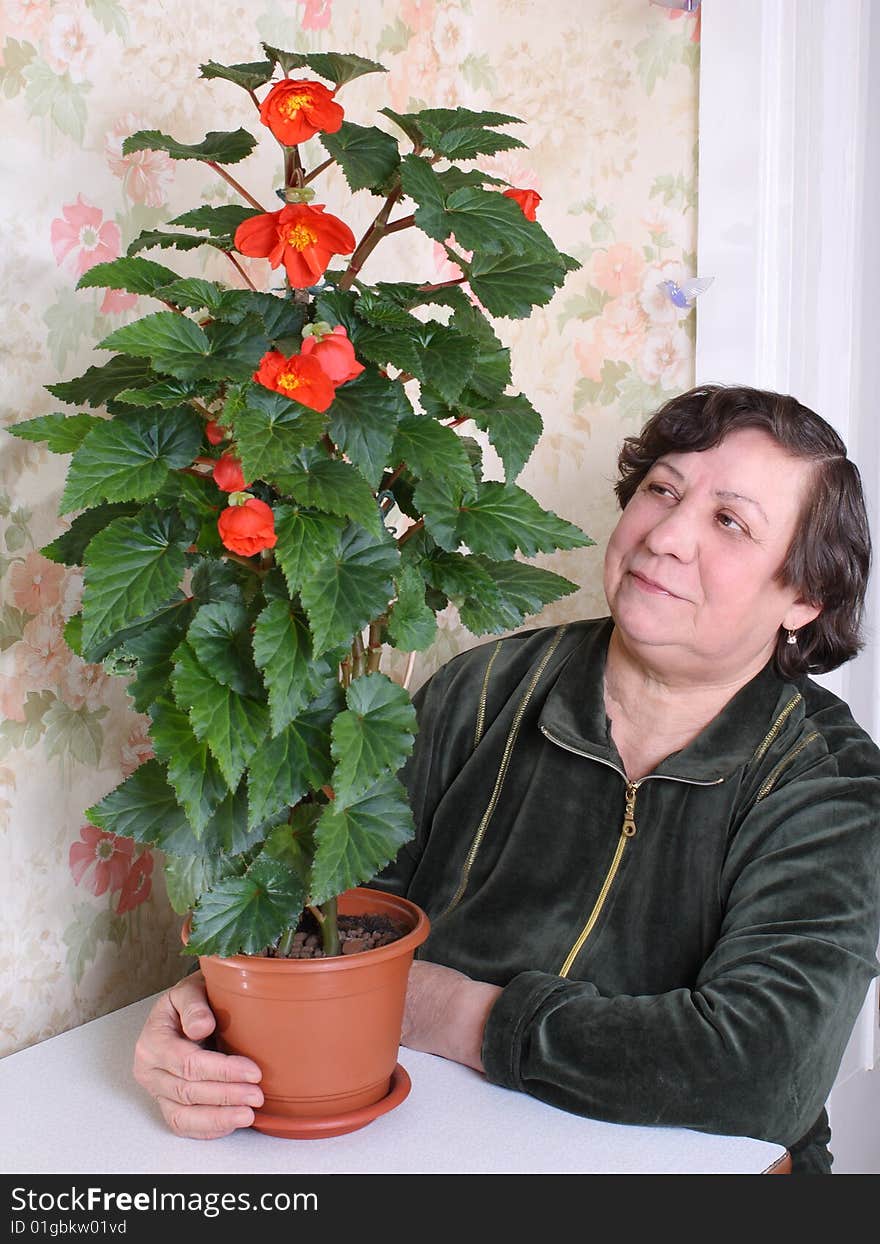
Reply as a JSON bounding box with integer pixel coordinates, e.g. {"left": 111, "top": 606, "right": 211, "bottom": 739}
{"left": 134, "top": 384, "right": 880, "bottom": 1173}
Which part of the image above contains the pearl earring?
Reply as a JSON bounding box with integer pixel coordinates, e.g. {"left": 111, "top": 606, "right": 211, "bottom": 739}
{"left": 786, "top": 629, "right": 797, "bottom": 645}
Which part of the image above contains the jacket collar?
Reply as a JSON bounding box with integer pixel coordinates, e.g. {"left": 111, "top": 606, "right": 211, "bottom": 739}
{"left": 538, "top": 616, "right": 804, "bottom": 783}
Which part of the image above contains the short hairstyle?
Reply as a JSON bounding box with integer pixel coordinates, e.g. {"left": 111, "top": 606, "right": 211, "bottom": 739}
{"left": 614, "top": 384, "right": 871, "bottom": 676}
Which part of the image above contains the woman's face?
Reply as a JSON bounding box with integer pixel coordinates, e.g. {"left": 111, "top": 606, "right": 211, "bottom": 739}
{"left": 603, "top": 427, "right": 822, "bottom": 682}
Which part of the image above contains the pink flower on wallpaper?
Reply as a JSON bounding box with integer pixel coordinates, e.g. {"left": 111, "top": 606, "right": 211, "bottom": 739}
{"left": 400, "top": 0, "right": 437, "bottom": 32}
{"left": 9, "top": 551, "right": 65, "bottom": 614}
{"left": 17, "top": 613, "right": 70, "bottom": 685}
{"left": 116, "top": 851, "right": 154, "bottom": 915}
{"left": 120, "top": 719, "right": 154, "bottom": 779}
{"left": 61, "top": 657, "right": 111, "bottom": 712}
{"left": 432, "top": 235, "right": 469, "bottom": 283}
{"left": 0, "top": 675, "right": 27, "bottom": 725}
{"left": 639, "top": 325, "right": 692, "bottom": 389}
{"left": 99, "top": 288, "right": 138, "bottom": 316}
{"left": 5, "top": 0, "right": 52, "bottom": 41}
{"left": 388, "top": 32, "right": 440, "bottom": 111}
{"left": 574, "top": 335, "right": 607, "bottom": 384}
{"left": 594, "top": 294, "right": 648, "bottom": 360}
{"left": 51, "top": 197, "right": 121, "bottom": 278}
{"left": 105, "top": 115, "right": 174, "bottom": 207}
{"left": 69, "top": 825, "right": 134, "bottom": 897}
{"left": 298, "top": 0, "right": 333, "bottom": 30}
{"left": 638, "top": 263, "right": 686, "bottom": 324}
{"left": 44, "top": 10, "right": 99, "bottom": 82}
{"left": 591, "top": 244, "right": 645, "bottom": 298}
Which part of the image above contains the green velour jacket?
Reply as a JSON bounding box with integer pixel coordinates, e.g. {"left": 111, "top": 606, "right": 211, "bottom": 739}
{"left": 371, "top": 616, "right": 880, "bottom": 1174}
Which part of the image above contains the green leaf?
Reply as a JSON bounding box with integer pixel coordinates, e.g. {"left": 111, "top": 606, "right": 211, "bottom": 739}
{"left": 327, "top": 369, "right": 412, "bottom": 488}
{"left": 42, "top": 702, "right": 108, "bottom": 766}
{"left": 331, "top": 673, "right": 416, "bottom": 801}
{"left": 252, "top": 600, "right": 333, "bottom": 736}
{"left": 87, "top": 759, "right": 191, "bottom": 848}
{"left": 247, "top": 685, "right": 340, "bottom": 828}
{"left": 171, "top": 641, "right": 269, "bottom": 791}
{"left": 311, "top": 774, "right": 415, "bottom": 907}
{"left": 46, "top": 355, "right": 154, "bottom": 408}
{"left": 215, "top": 290, "right": 306, "bottom": 341}
{"left": 387, "top": 563, "right": 437, "bottom": 652}
{"left": 81, "top": 507, "right": 190, "bottom": 652}
{"left": 61, "top": 406, "right": 203, "bottom": 512}
{"left": 188, "top": 858, "right": 307, "bottom": 957}
{"left": 467, "top": 392, "right": 542, "bottom": 482}
{"left": 261, "top": 47, "right": 387, "bottom": 87}
{"left": 41, "top": 502, "right": 141, "bottom": 567}
{"left": 556, "top": 285, "right": 611, "bottom": 327}
{"left": 24, "top": 61, "right": 89, "bottom": 142}
{"left": 275, "top": 448, "right": 382, "bottom": 534}
{"left": 319, "top": 121, "right": 400, "bottom": 193}
{"left": 468, "top": 247, "right": 568, "bottom": 319}
{"left": 77, "top": 257, "right": 180, "bottom": 296}
{"left": 120, "top": 606, "right": 197, "bottom": 713}
{"left": 122, "top": 127, "right": 258, "bottom": 165}
{"left": 149, "top": 696, "right": 228, "bottom": 835}
{"left": 459, "top": 557, "right": 581, "bottom": 635}
{"left": 391, "top": 416, "right": 474, "bottom": 491}
{"left": 127, "top": 229, "right": 221, "bottom": 257}
{"left": 414, "top": 324, "right": 479, "bottom": 405}
{"left": 151, "top": 277, "right": 225, "bottom": 313}
{"left": 0, "top": 604, "right": 32, "bottom": 652}
{"left": 302, "top": 522, "right": 400, "bottom": 656}
{"left": 191, "top": 558, "right": 248, "bottom": 606}
{"left": 8, "top": 413, "right": 103, "bottom": 455}
{"left": 98, "top": 312, "right": 224, "bottom": 382}
{"left": 457, "top": 482, "right": 591, "bottom": 559}
{"left": 233, "top": 387, "right": 326, "bottom": 485}
{"left": 85, "top": 0, "right": 128, "bottom": 36}
{"left": 274, "top": 504, "right": 346, "bottom": 594}
{"left": 262, "top": 805, "right": 321, "bottom": 890}
{"left": 169, "top": 203, "right": 257, "bottom": 239}
{"left": 114, "top": 379, "right": 204, "bottom": 408}
{"left": 187, "top": 601, "right": 263, "bottom": 699}
{"left": 199, "top": 58, "right": 274, "bottom": 92}
{"left": 164, "top": 853, "right": 237, "bottom": 915}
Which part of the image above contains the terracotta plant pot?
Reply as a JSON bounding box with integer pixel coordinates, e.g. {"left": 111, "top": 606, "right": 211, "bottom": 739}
{"left": 194, "top": 887, "right": 430, "bottom": 1139}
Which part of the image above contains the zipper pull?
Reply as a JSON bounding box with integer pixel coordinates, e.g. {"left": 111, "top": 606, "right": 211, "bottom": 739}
{"left": 622, "top": 781, "right": 638, "bottom": 837}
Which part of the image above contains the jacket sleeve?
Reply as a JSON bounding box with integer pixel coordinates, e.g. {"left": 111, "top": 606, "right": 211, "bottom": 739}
{"left": 480, "top": 762, "right": 880, "bottom": 1147}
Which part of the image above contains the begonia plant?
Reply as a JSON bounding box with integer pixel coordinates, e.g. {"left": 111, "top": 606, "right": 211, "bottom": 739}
{"left": 12, "top": 47, "right": 590, "bottom": 958}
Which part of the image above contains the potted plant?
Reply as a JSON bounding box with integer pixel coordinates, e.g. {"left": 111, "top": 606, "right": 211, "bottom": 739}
{"left": 10, "top": 45, "right": 590, "bottom": 1138}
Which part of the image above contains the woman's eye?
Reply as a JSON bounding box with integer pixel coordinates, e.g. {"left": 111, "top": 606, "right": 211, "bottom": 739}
{"left": 647, "top": 482, "right": 676, "bottom": 498}
{"left": 717, "top": 512, "right": 746, "bottom": 534}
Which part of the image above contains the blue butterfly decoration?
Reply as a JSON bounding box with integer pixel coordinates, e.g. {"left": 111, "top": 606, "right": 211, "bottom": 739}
{"left": 658, "top": 276, "right": 714, "bottom": 309}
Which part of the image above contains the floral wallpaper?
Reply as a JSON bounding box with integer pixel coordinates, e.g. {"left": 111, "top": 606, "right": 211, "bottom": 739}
{"left": 0, "top": 0, "right": 699, "bottom": 1054}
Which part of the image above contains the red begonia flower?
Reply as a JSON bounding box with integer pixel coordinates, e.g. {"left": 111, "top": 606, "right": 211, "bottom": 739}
{"left": 300, "top": 325, "right": 365, "bottom": 384}
{"left": 213, "top": 453, "right": 249, "bottom": 492}
{"left": 259, "top": 78, "right": 344, "bottom": 146}
{"left": 502, "top": 187, "right": 542, "bottom": 221}
{"left": 205, "top": 420, "right": 227, "bottom": 445}
{"left": 116, "top": 851, "right": 154, "bottom": 915}
{"left": 253, "top": 349, "right": 338, "bottom": 411}
{"left": 218, "top": 498, "right": 278, "bottom": 556}
{"left": 234, "top": 203, "right": 355, "bottom": 288}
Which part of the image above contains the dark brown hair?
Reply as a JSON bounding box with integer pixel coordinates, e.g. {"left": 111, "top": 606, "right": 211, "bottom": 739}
{"left": 614, "top": 384, "right": 871, "bottom": 676}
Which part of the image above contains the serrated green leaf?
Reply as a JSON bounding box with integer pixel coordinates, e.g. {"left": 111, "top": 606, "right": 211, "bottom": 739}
{"left": 199, "top": 58, "right": 274, "bottom": 91}
{"left": 331, "top": 673, "right": 416, "bottom": 801}
{"left": 253, "top": 600, "right": 332, "bottom": 735}
{"left": 467, "top": 391, "right": 542, "bottom": 482}
{"left": 81, "top": 507, "right": 190, "bottom": 651}
{"left": 263, "top": 805, "right": 322, "bottom": 890}
{"left": 302, "top": 523, "right": 400, "bottom": 656}
{"left": 247, "top": 685, "right": 339, "bottom": 828}
{"left": 274, "top": 504, "right": 346, "bottom": 594}
{"left": 275, "top": 447, "right": 382, "bottom": 534}
{"left": 311, "top": 774, "right": 415, "bottom": 906}
{"left": 149, "top": 696, "right": 228, "bottom": 834}
{"left": 76, "top": 256, "right": 180, "bottom": 295}
{"left": 391, "top": 416, "right": 474, "bottom": 491}
{"left": 114, "top": 379, "right": 202, "bottom": 407}
{"left": 215, "top": 290, "right": 306, "bottom": 341}
{"left": 127, "top": 229, "right": 220, "bottom": 257}
{"left": 418, "top": 118, "right": 525, "bottom": 162}
{"left": 186, "top": 601, "right": 263, "bottom": 698}
{"left": 152, "top": 278, "right": 226, "bottom": 313}
{"left": 87, "top": 758, "right": 191, "bottom": 848}
{"left": 168, "top": 203, "right": 257, "bottom": 237}
{"left": 8, "top": 413, "right": 104, "bottom": 455}
{"left": 122, "top": 127, "right": 257, "bottom": 165}
{"left": 412, "top": 476, "right": 463, "bottom": 552}
{"left": 261, "top": 47, "right": 387, "bottom": 86}
{"left": 191, "top": 558, "right": 248, "bottom": 606}
{"left": 459, "top": 557, "right": 581, "bottom": 634}
{"left": 164, "top": 853, "right": 238, "bottom": 915}
{"left": 203, "top": 315, "right": 270, "bottom": 380}
{"left": 120, "top": 605, "right": 198, "bottom": 712}
{"left": 46, "top": 355, "right": 154, "bottom": 408}
{"left": 320, "top": 121, "right": 400, "bottom": 196}
{"left": 188, "top": 858, "right": 307, "bottom": 956}
{"left": 387, "top": 563, "right": 437, "bottom": 652}
{"left": 41, "top": 501, "right": 141, "bottom": 566}
{"left": 171, "top": 641, "right": 269, "bottom": 791}
{"left": 61, "top": 406, "right": 203, "bottom": 512}
{"left": 468, "top": 247, "right": 568, "bottom": 319}
{"left": 327, "top": 369, "right": 411, "bottom": 488}
{"left": 98, "top": 312, "right": 222, "bottom": 382}
{"left": 414, "top": 324, "right": 479, "bottom": 405}
{"left": 457, "top": 482, "right": 591, "bottom": 559}
{"left": 233, "top": 387, "right": 326, "bottom": 485}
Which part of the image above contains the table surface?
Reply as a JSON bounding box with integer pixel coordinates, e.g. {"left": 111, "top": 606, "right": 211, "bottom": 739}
{"left": 0, "top": 994, "right": 788, "bottom": 1175}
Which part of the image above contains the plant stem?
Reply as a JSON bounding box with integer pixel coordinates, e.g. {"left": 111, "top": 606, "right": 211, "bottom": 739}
{"left": 304, "top": 157, "right": 334, "bottom": 185}
{"left": 338, "top": 186, "right": 403, "bottom": 291}
{"left": 352, "top": 631, "right": 367, "bottom": 679}
{"left": 397, "top": 517, "right": 425, "bottom": 547}
{"left": 417, "top": 277, "right": 468, "bottom": 293}
{"left": 367, "top": 619, "right": 384, "bottom": 673}
{"left": 382, "top": 214, "right": 415, "bottom": 235}
{"left": 318, "top": 897, "right": 339, "bottom": 957}
{"left": 277, "top": 928, "right": 295, "bottom": 957}
{"left": 205, "top": 161, "right": 266, "bottom": 212}
{"left": 224, "top": 251, "right": 258, "bottom": 291}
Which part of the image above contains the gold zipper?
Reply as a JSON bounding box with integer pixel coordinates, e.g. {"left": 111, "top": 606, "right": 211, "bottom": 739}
{"left": 755, "top": 731, "right": 820, "bottom": 801}
{"left": 751, "top": 693, "right": 802, "bottom": 763}
{"left": 436, "top": 626, "right": 568, "bottom": 921}
{"left": 558, "top": 782, "right": 638, "bottom": 977}
{"left": 474, "top": 640, "right": 503, "bottom": 749}
{"left": 540, "top": 726, "right": 723, "bottom": 978}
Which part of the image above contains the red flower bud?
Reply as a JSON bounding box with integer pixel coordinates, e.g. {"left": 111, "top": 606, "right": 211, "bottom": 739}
{"left": 205, "top": 420, "right": 227, "bottom": 445}
{"left": 259, "top": 79, "right": 344, "bottom": 146}
{"left": 253, "top": 349, "right": 338, "bottom": 412}
{"left": 213, "top": 453, "right": 249, "bottom": 492}
{"left": 502, "top": 187, "right": 542, "bottom": 221}
{"left": 218, "top": 498, "right": 277, "bottom": 557}
{"left": 300, "top": 325, "right": 365, "bottom": 385}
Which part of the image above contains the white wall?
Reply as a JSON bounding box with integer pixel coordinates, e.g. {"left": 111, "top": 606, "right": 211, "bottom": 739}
{"left": 696, "top": 0, "right": 880, "bottom": 1172}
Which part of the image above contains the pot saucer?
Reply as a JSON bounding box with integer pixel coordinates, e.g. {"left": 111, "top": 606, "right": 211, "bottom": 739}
{"left": 251, "top": 1063, "right": 412, "bottom": 1139}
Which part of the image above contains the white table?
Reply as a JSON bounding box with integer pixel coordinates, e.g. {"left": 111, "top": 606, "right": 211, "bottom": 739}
{"left": 0, "top": 994, "right": 788, "bottom": 1175}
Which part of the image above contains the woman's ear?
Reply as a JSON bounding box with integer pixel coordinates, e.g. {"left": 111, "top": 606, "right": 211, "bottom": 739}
{"left": 782, "top": 598, "right": 823, "bottom": 632}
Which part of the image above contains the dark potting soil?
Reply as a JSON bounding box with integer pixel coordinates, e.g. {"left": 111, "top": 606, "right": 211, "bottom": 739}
{"left": 264, "top": 912, "right": 407, "bottom": 959}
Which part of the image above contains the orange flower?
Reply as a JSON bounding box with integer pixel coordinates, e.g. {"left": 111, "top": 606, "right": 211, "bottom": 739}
{"left": 259, "top": 78, "right": 344, "bottom": 146}
{"left": 205, "top": 420, "right": 227, "bottom": 445}
{"left": 218, "top": 498, "right": 278, "bottom": 556}
{"left": 234, "top": 203, "right": 355, "bottom": 289}
{"left": 253, "top": 349, "right": 338, "bottom": 412}
{"left": 213, "top": 453, "right": 249, "bottom": 492}
{"left": 502, "top": 187, "right": 542, "bottom": 221}
{"left": 300, "top": 325, "right": 365, "bottom": 384}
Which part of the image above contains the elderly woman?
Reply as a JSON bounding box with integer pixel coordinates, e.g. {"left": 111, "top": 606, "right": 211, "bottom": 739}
{"left": 134, "top": 384, "right": 880, "bottom": 1174}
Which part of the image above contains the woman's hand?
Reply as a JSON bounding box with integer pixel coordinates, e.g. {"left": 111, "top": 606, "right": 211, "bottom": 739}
{"left": 401, "top": 960, "right": 502, "bottom": 1072}
{"left": 132, "top": 971, "right": 264, "bottom": 1139}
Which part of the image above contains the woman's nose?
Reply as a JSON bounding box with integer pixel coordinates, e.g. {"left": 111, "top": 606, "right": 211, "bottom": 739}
{"left": 643, "top": 507, "right": 698, "bottom": 561}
